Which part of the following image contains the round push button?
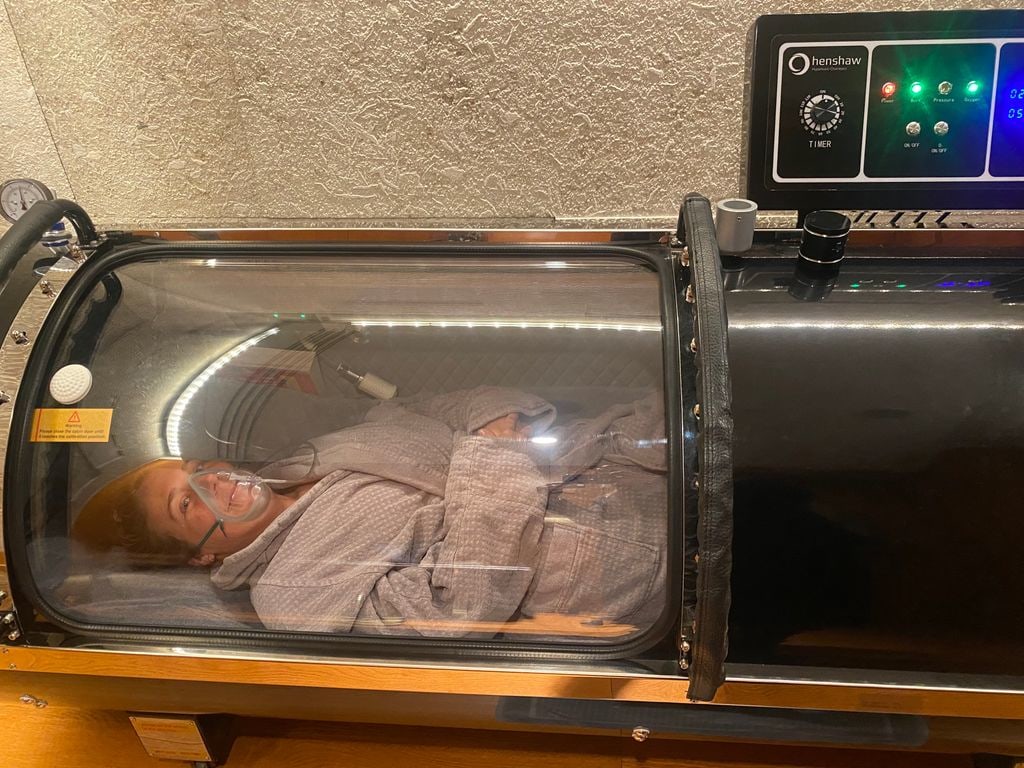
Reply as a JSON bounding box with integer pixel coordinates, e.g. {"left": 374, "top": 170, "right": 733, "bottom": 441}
{"left": 938, "top": 81, "right": 953, "bottom": 95}
{"left": 934, "top": 121, "right": 950, "bottom": 136}
{"left": 49, "top": 364, "right": 93, "bottom": 405}
{"left": 906, "top": 121, "right": 922, "bottom": 137}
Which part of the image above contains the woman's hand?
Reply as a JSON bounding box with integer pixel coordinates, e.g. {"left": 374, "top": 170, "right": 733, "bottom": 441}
{"left": 475, "top": 413, "right": 531, "bottom": 440}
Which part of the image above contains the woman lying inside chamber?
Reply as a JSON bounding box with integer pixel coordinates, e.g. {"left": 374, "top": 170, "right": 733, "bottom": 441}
{"left": 74, "top": 387, "right": 669, "bottom": 640}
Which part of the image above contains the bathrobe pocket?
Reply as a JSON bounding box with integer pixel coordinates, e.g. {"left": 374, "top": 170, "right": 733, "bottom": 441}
{"left": 522, "top": 522, "right": 661, "bottom": 623}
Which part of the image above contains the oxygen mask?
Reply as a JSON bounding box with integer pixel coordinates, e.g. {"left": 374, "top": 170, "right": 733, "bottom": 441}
{"left": 188, "top": 466, "right": 272, "bottom": 524}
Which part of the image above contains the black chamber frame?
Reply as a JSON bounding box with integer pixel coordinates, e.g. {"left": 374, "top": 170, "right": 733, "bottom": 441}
{"left": 4, "top": 241, "right": 685, "bottom": 663}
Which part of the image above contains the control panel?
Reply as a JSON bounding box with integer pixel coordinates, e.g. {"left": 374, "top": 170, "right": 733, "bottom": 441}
{"left": 747, "top": 11, "right": 1024, "bottom": 212}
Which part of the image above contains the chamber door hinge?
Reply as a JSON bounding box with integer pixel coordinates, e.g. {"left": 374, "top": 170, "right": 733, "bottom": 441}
{"left": 1, "top": 608, "right": 23, "bottom": 645}
{"left": 678, "top": 626, "right": 693, "bottom": 672}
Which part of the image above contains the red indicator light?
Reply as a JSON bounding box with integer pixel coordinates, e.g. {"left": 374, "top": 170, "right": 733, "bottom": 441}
{"left": 882, "top": 81, "right": 897, "bottom": 98}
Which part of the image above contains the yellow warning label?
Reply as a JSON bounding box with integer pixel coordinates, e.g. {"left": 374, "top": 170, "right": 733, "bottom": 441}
{"left": 30, "top": 408, "right": 112, "bottom": 443}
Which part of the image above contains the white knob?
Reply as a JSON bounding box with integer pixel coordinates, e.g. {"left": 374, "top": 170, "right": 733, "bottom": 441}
{"left": 49, "top": 364, "right": 93, "bottom": 404}
{"left": 357, "top": 373, "right": 397, "bottom": 400}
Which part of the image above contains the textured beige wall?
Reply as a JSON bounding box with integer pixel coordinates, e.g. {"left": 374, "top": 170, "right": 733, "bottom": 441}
{"left": 0, "top": 0, "right": 1020, "bottom": 229}
{"left": 0, "top": 5, "right": 70, "bottom": 220}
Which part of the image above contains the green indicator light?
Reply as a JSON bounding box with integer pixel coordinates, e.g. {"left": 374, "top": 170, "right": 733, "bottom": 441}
{"left": 910, "top": 81, "right": 924, "bottom": 95}
{"left": 299, "top": 313, "right": 307, "bottom": 319}
{"left": 897, "top": 283, "right": 907, "bottom": 289}
{"left": 850, "top": 283, "right": 861, "bottom": 289}
{"left": 272, "top": 312, "right": 280, "bottom": 318}
{"left": 966, "top": 80, "right": 981, "bottom": 94}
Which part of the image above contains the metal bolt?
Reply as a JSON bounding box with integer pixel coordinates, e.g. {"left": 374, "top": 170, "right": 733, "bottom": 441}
{"left": 0, "top": 591, "right": 6, "bottom": 603}
{"left": 692, "top": 403, "right": 701, "bottom": 418}
{"left": 2, "top": 613, "right": 15, "bottom": 625}
{"left": 680, "top": 640, "right": 691, "bottom": 653}
{"left": 679, "top": 246, "right": 690, "bottom": 267}
{"left": 689, "top": 338, "right": 698, "bottom": 354}
{"left": 8, "top": 663, "right": 15, "bottom": 670}
{"left": 631, "top": 726, "right": 651, "bottom": 743}
{"left": 7, "top": 630, "right": 20, "bottom": 642}
{"left": 678, "top": 658, "right": 689, "bottom": 670}
{"left": 18, "top": 694, "right": 45, "bottom": 707}
{"left": 684, "top": 284, "right": 695, "bottom": 304}
{"left": 9, "top": 330, "right": 29, "bottom": 345}
{"left": 40, "top": 280, "right": 54, "bottom": 297}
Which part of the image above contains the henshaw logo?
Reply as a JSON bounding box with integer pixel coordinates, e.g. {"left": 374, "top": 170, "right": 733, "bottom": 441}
{"left": 788, "top": 52, "right": 863, "bottom": 76}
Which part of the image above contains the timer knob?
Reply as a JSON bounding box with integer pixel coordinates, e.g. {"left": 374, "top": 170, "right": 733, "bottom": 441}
{"left": 801, "top": 93, "right": 845, "bottom": 135}
{"left": 811, "top": 97, "right": 839, "bottom": 124}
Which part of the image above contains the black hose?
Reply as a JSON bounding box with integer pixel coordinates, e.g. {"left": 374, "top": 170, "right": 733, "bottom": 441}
{"left": 0, "top": 199, "right": 98, "bottom": 286}
{"left": 0, "top": 199, "right": 99, "bottom": 362}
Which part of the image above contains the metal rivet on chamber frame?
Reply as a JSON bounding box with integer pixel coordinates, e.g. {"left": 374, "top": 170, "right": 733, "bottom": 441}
{"left": 2, "top": 613, "right": 15, "bottom": 625}
{"left": 39, "top": 280, "right": 54, "bottom": 297}
{"left": 631, "top": 726, "right": 651, "bottom": 743}
{"left": 678, "top": 658, "right": 689, "bottom": 670}
{"left": 7, "top": 630, "right": 20, "bottom": 642}
{"left": 0, "top": 591, "right": 6, "bottom": 603}
{"left": 679, "top": 246, "right": 690, "bottom": 266}
{"left": 689, "top": 338, "right": 698, "bottom": 354}
{"left": 680, "top": 640, "right": 691, "bottom": 654}
{"left": 692, "top": 403, "right": 701, "bottom": 418}
{"left": 9, "top": 330, "right": 28, "bottom": 345}
{"left": 685, "top": 284, "right": 695, "bottom": 304}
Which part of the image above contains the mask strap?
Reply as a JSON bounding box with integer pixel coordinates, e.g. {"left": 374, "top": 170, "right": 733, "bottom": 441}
{"left": 194, "top": 518, "right": 225, "bottom": 553}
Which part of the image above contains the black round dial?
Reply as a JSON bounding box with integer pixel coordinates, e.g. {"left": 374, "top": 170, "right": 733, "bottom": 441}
{"left": 800, "top": 93, "right": 845, "bottom": 135}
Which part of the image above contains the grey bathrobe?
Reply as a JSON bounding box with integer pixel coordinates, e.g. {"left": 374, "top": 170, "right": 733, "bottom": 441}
{"left": 211, "top": 387, "right": 667, "bottom": 638}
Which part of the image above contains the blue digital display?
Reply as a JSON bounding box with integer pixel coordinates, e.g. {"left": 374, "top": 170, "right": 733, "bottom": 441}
{"left": 990, "top": 43, "right": 1024, "bottom": 176}
{"left": 936, "top": 279, "right": 992, "bottom": 289}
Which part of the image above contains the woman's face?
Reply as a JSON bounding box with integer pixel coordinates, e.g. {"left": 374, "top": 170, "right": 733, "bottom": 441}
{"left": 137, "top": 459, "right": 280, "bottom": 561}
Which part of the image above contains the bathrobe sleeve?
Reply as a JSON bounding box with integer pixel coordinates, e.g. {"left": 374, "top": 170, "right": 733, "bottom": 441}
{"left": 354, "top": 434, "right": 549, "bottom": 636}
{"left": 395, "top": 386, "right": 557, "bottom": 435}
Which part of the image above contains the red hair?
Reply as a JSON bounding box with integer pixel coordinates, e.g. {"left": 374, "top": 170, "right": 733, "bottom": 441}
{"left": 72, "top": 459, "right": 194, "bottom": 567}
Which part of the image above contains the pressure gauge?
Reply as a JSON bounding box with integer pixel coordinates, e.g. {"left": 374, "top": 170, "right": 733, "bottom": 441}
{"left": 0, "top": 178, "right": 55, "bottom": 224}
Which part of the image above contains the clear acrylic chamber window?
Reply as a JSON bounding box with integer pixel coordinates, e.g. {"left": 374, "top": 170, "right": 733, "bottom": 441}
{"left": 22, "top": 252, "right": 673, "bottom": 647}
